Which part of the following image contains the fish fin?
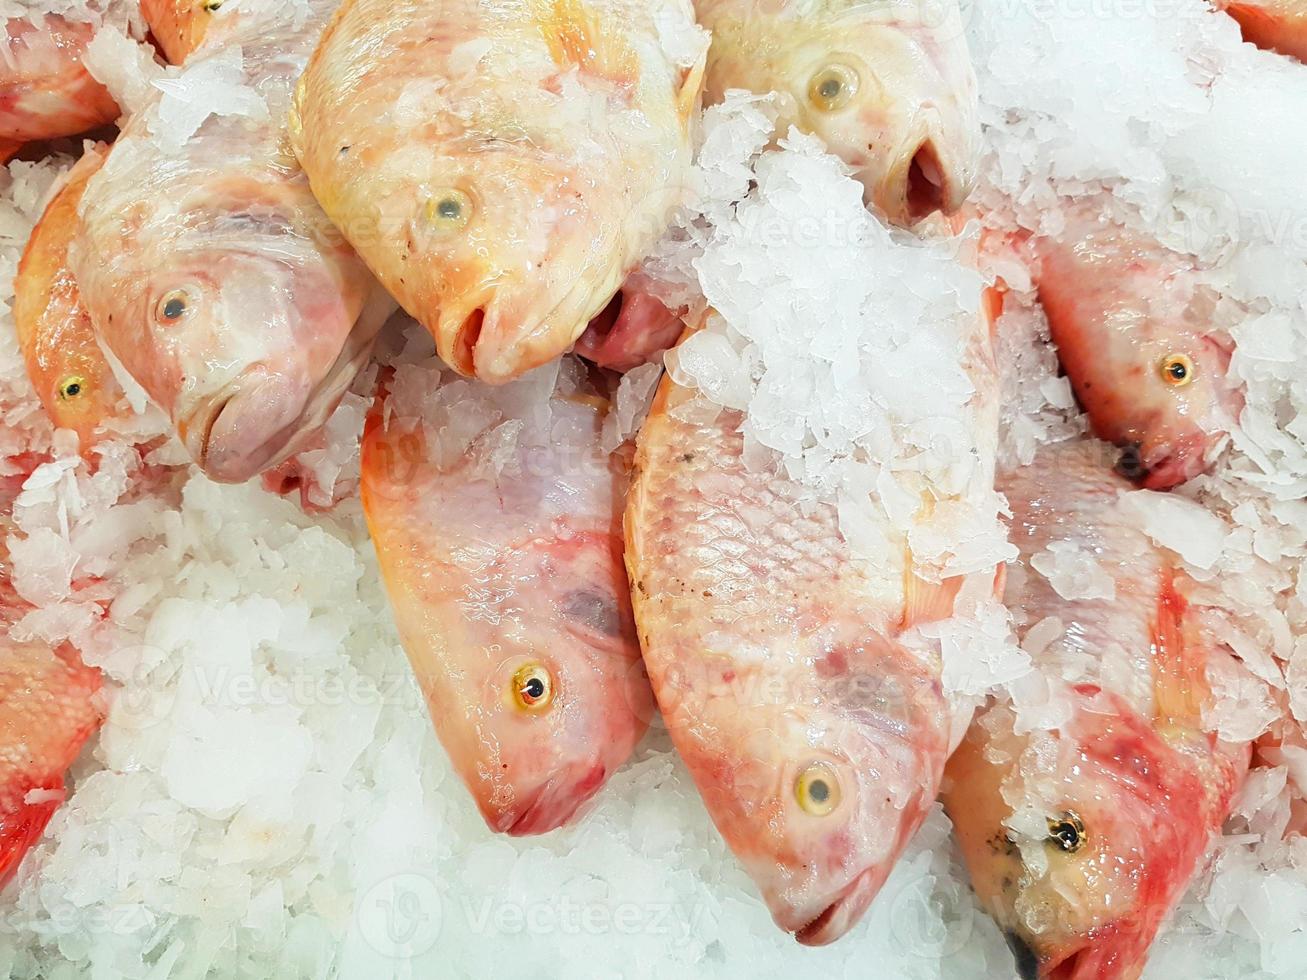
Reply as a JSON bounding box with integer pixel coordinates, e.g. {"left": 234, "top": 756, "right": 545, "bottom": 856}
{"left": 533, "top": 0, "right": 639, "bottom": 90}
{"left": 899, "top": 541, "right": 965, "bottom": 629}
{"left": 677, "top": 43, "right": 708, "bottom": 131}
{"left": 1149, "top": 569, "right": 1211, "bottom": 731}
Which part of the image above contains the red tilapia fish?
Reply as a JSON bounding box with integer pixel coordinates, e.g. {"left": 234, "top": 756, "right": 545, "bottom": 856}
{"left": 360, "top": 356, "right": 649, "bottom": 834}
{"left": 694, "top": 0, "right": 980, "bottom": 225}
{"left": 624, "top": 304, "right": 1002, "bottom": 944}
{"left": 290, "top": 0, "right": 707, "bottom": 383}
{"left": 0, "top": 3, "right": 120, "bottom": 143}
{"left": 13, "top": 143, "right": 126, "bottom": 452}
{"left": 1033, "top": 212, "right": 1242, "bottom": 490}
{"left": 73, "top": 0, "right": 395, "bottom": 484}
{"left": 943, "top": 442, "right": 1252, "bottom": 980}
{"left": 0, "top": 509, "right": 103, "bottom": 886}
{"left": 1216, "top": 0, "right": 1307, "bottom": 61}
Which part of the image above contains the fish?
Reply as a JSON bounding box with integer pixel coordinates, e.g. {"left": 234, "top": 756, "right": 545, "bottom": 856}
{"left": 140, "top": 0, "right": 218, "bottom": 65}
{"left": 73, "top": 0, "right": 395, "bottom": 483}
{"left": 941, "top": 442, "right": 1251, "bottom": 980}
{"left": 0, "top": 8, "right": 119, "bottom": 143}
{"left": 623, "top": 301, "right": 1001, "bottom": 944}
{"left": 0, "top": 509, "right": 103, "bottom": 887}
{"left": 1216, "top": 0, "right": 1307, "bottom": 61}
{"left": 359, "top": 355, "right": 650, "bottom": 834}
{"left": 693, "top": 0, "right": 981, "bottom": 225}
{"left": 1033, "top": 213, "right": 1241, "bottom": 490}
{"left": 290, "top": 0, "right": 706, "bottom": 383}
{"left": 13, "top": 143, "right": 125, "bottom": 452}
{"left": 0, "top": 641, "right": 104, "bottom": 886}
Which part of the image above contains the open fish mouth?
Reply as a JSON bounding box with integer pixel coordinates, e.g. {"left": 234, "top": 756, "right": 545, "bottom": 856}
{"left": 792, "top": 864, "right": 884, "bottom": 946}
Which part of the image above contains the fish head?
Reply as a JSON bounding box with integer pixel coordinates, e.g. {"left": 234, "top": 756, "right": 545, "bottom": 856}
{"left": 105, "top": 227, "right": 384, "bottom": 483}
{"left": 706, "top": 10, "right": 980, "bottom": 225}
{"left": 688, "top": 639, "right": 949, "bottom": 945}
{"left": 452, "top": 530, "right": 645, "bottom": 835}
{"left": 34, "top": 325, "right": 122, "bottom": 452}
{"left": 945, "top": 697, "right": 1208, "bottom": 980}
{"left": 399, "top": 147, "right": 629, "bottom": 384}
{"left": 359, "top": 375, "right": 648, "bottom": 835}
{"left": 1037, "top": 225, "right": 1242, "bottom": 490}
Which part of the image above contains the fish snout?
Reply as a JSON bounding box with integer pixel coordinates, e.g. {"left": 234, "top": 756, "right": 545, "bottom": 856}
{"left": 490, "top": 760, "right": 608, "bottom": 837}
{"left": 872, "top": 119, "right": 975, "bottom": 226}
{"left": 178, "top": 372, "right": 309, "bottom": 483}
{"left": 1115, "top": 430, "right": 1216, "bottom": 490}
{"left": 791, "top": 863, "right": 885, "bottom": 946}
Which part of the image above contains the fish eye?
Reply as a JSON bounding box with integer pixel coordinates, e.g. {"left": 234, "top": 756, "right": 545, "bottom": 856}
{"left": 794, "top": 761, "right": 841, "bottom": 816}
{"left": 155, "top": 289, "right": 192, "bottom": 324}
{"left": 203, "top": 0, "right": 222, "bottom": 10}
{"left": 510, "top": 662, "right": 554, "bottom": 712}
{"left": 425, "top": 189, "right": 473, "bottom": 233}
{"left": 1046, "top": 811, "right": 1086, "bottom": 853}
{"left": 808, "top": 64, "right": 859, "bottom": 113}
{"left": 58, "top": 375, "right": 86, "bottom": 401}
{"left": 1158, "top": 353, "right": 1195, "bottom": 386}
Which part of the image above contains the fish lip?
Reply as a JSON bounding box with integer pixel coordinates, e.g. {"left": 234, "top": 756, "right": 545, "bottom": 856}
{"left": 1004, "top": 929, "right": 1041, "bottom": 980}
{"left": 792, "top": 864, "right": 884, "bottom": 946}
{"left": 498, "top": 761, "right": 608, "bottom": 837}
{"left": 177, "top": 304, "right": 384, "bottom": 482}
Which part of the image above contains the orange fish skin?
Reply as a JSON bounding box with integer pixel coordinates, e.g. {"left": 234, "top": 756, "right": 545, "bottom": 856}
{"left": 0, "top": 13, "right": 119, "bottom": 143}
{"left": 1033, "top": 214, "right": 1241, "bottom": 490}
{"left": 140, "top": 0, "right": 215, "bottom": 65}
{"left": 0, "top": 643, "right": 103, "bottom": 887}
{"left": 1217, "top": 0, "right": 1307, "bottom": 61}
{"left": 13, "top": 144, "right": 124, "bottom": 453}
{"left": 942, "top": 443, "right": 1251, "bottom": 980}
{"left": 360, "top": 360, "right": 650, "bottom": 835}
{"left": 290, "top": 0, "right": 706, "bottom": 384}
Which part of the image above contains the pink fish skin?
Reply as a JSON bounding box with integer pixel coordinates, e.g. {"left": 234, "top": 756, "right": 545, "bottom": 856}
{"left": 0, "top": 12, "right": 118, "bottom": 143}
{"left": 360, "top": 359, "right": 650, "bottom": 835}
{"left": 942, "top": 442, "right": 1251, "bottom": 980}
{"left": 73, "top": 0, "right": 394, "bottom": 484}
{"left": 625, "top": 293, "right": 1001, "bottom": 944}
{"left": 1033, "top": 214, "right": 1241, "bottom": 490}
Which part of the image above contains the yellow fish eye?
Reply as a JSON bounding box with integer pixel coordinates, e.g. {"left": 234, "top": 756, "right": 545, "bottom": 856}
{"left": 1046, "top": 811, "right": 1086, "bottom": 853}
{"left": 58, "top": 375, "right": 87, "bottom": 401}
{"left": 1158, "top": 353, "right": 1195, "bottom": 386}
{"left": 425, "top": 189, "right": 473, "bottom": 233}
{"left": 794, "top": 761, "right": 841, "bottom": 816}
{"left": 511, "top": 662, "right": 554, "bottom": 712}
{"left": 156, "top": 289, "right": 191, "bottom": 325}
{"left": 808, "top": 64, "right": 859, "bottom": 113}
{"left": 204, "top": 0, "right": 223, "bottom": 10}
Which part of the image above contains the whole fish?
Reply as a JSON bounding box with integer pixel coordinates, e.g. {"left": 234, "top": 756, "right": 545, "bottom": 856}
{"left": 13, "top": 144, "right": 124, "bottom": 451}
{"left": 0, "top": 7, "right": 119, "bottom": 143}
{"left": 942, "top": 442, "right": 1251, "bottom": 980}
{"left": 73, "top": 0, "right": 394, "bottom": 483}
{"left": 1034, "top": 214, "right": 1241, "bottom": 490}
{"left": 624, "top": 306, "right": 1001, "bottom": 944}
{"left": 693, "top": 0, "right": 980, "bottom": 225}
{"left": 139, "top": 0, "right": 216, "bottom": 65}
{"left": 290, "top": 0, "right": 706, "bottom": 383}
{"left": 1217, "top": 0, "right": 1307, "bottom": 61}
{"left": 360, "top": 356, "right": 650, "bottom": 834}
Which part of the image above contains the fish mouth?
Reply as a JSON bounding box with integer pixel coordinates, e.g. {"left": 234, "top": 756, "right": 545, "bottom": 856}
{"left": 179, "top": 311, "right": 383, "bottom": 483}
{"left": 792, "top": 864, "right": 884, "bottom": 946}
{"left": 1114, "top": 434, "right": 1212, "bottom": 490}
{"left": 496, "top": 761, "right": 608, "bottom": 837}
{"left": 872, "top": 128, "right": 972, "bottom": 226}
